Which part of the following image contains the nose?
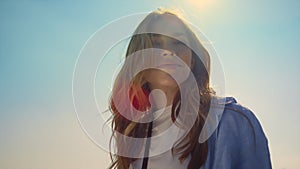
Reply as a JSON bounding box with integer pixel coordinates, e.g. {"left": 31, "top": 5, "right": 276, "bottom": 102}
{"left": 160, "top": 49, "right": 176, "bottom": 57}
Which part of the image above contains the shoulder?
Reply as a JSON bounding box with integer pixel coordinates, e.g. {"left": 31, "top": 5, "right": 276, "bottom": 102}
{"left": 200, "top": 96, "right": 266, "bottom": 144}
{"left": 204, "top": 96, "right": 272, "bottom": 169}
{"left": 204, "top": 96, "right": 271, "bottom": 154}
{"left": 217, "top": 96, "right": 267, "bottom": 140}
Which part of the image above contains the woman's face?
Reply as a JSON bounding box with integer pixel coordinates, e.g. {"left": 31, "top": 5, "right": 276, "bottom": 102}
{"left": 144, "top": 14, "right": 193, "bottom": 90}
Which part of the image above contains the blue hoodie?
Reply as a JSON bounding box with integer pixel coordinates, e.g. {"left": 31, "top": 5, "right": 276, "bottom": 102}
{"left": 202, "top": 97, "right": 272, "bottom": 169}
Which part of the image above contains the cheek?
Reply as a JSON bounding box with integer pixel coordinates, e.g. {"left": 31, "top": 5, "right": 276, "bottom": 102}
{"left": 177, "top": 49, "right": 192, "bottom": 67}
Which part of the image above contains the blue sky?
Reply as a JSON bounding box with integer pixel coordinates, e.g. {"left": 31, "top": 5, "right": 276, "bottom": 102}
{"left": 0, "top": 0, "right": 299, "bottom": 168}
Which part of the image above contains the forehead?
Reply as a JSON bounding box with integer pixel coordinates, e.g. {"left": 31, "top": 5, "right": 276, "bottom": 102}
{"left": 148, "top": 14, "right": 187, "bottom": 38}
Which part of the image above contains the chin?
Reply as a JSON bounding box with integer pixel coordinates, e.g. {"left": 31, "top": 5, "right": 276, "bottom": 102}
{"left": 145, "top": 70, "right": 189, "bottom": 89}
{"left": 156, "top": 78, "right": 178, "bottom": 88}
{"left": 145, "top": 71, "right": 176, "bottom": 87}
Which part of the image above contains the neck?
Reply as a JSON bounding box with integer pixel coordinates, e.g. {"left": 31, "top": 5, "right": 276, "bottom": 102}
{"left": 148, "top": 84, "right": 178, "bottom": 109}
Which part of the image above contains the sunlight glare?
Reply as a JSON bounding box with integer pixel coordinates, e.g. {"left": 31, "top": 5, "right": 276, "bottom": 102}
{"left": 186, "top": 0, "right": 215, "bottom": 10}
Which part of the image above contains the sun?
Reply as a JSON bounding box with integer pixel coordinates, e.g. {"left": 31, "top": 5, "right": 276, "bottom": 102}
{"left": 186, "top": 0, "right": 215, "bottom": 10}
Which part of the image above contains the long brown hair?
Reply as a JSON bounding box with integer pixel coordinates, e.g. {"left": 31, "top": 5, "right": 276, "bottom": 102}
{"left": 109, "top": 9, "right": 215, "bottom": 169}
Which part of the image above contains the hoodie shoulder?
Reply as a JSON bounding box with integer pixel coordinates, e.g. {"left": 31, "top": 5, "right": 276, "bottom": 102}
{"left": 205, "top": 96, "right": 272, "bottom": 169}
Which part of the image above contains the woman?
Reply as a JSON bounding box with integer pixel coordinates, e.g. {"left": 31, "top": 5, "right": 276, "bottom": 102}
{"left": 108, "top": 9, "right": 271, "bottom": 169}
